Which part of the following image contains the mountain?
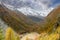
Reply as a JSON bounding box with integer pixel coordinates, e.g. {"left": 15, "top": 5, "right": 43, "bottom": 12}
{"left": 0, "top": 2, "right": 60, "bottom": 34}
{"left": 16, "top": 7, "right": 45, "bottom": 22}
{"left": 45, "top": 6, "right": 60, "bottom": 32}
{"left": 47, "top": 6, "right": 60, "bottom": 25}
{"left": 0, "top": 3, "right": 45, "bottom": 22}
{"left": 17, "top": 7, "right": 53, "bottom": 17}
{"left": 0, "top": 0, "right": 53, "bottom": 23}
{"left": 1, "top": 0, "right": 53, "bottom": 17}
{"left": 0, "top": 3, "right": 41, "bottom": 34}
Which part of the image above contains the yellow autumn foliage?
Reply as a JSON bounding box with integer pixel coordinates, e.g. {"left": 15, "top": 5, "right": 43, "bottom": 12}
{"left": 37, "top": 33, "right": 59, "bottom": 40}
{"left": 5, "top": 27, "right": 16, "bottom": 40}
{"left": 24, "top": 26, "right": 59, "bottom": 40}
{"left": 16, "top": 34, "right": 20, "bottom": 40}
{"left": 55, "top": 26, "right": 60, "bottom": 33}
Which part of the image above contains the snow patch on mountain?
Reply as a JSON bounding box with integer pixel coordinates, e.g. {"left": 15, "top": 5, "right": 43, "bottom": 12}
{"left": 17, "top": 7, "right": 53, "bottom": 17}
{"left": 2, "top": 2, "right": 54, "bottom": 17}
{"left": 3, "top": 3, "right": 15, "bottom": 10}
